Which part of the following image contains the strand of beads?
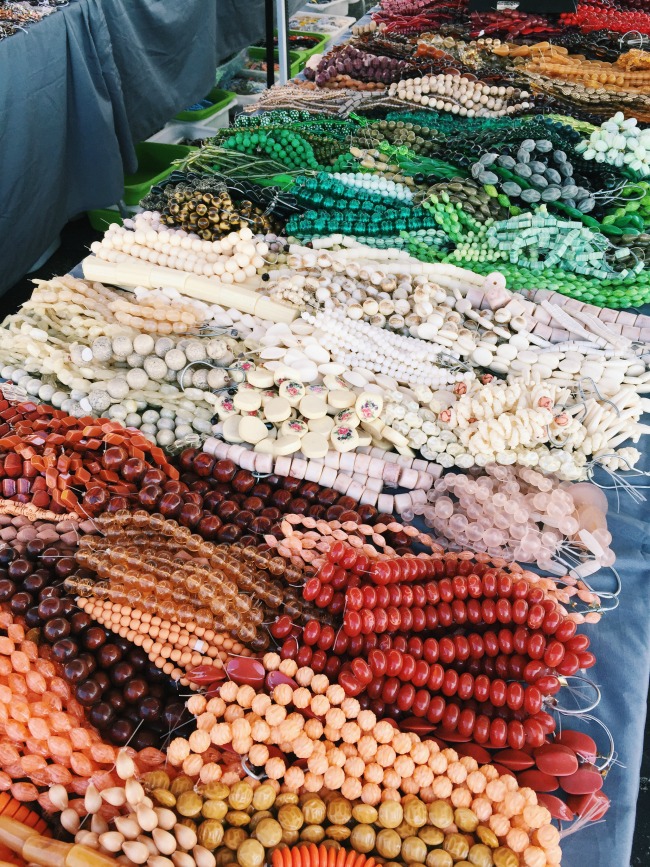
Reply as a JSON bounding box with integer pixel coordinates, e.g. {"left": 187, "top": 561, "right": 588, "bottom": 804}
{"left": 387, "top": 75, "right": 533, "bottom": 118}
{"left": 73, "top": 595, "right": 245, "bottom": 689}
{"left": 266, "top": 516, "right": 603, "bottom": 621}
{"left": 68, "top": 510, "right": 305, "bottom": 650}
{"left": 576, "top": 113, "right": 650, "bottom": 177}
{"left": 171, "top": 655, "right": 564, "bottom": 864}
{"left": 204, "top": 437, "right": 440, "bottom": 517}
{"left": 0, "top": 400, "right": 178, "bottom": 515}
{"left": 271, "top": 238, "right": 650, "bottom": 366}
{"left": 0, "top": 609, "right": 129, "bottom": 800}
{"left": 42, "top": 757, "right": 562, "bottom": 867}
{"left": 418, "top": 464, "right": 614, "bottom": 574}
{"left": 91, "top": 216, "right": 268, "bottom": 286}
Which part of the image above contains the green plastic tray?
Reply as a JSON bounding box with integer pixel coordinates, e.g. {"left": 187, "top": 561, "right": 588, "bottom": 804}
{"left": 87, "top": 209, "right": 123, "bottom": 232}
{"left": 174, "top": 88, "right": 236, "bottom": 123}
{"left": 247, "top": 47, "right": 303, "bottom": 79}
{"left": 123, "top": 142, "right": 195, "bottom": 206}
{"left": 260, "top": 30, "right": 329, "bottom": 62}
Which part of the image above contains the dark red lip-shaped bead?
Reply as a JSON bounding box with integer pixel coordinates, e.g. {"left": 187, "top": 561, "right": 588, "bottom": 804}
{"left": 400, "top": 716, "right": 436, "bottom": 736}
{"left": 436, "top": 728, "right": 471, "bottom": 743}
{"left": 535, "top": 743, "right": 579, "bottom": 777}
{"left": 566, "top": 790, "right": 610, "bottom": 821}
{"left": 185, "top": 665, "right": 226, "bottom": 685}
{"left": 226, "top": 657, "right": 266, "bottom": 688}
{"left": 535, "top": 792, "right": 575, "bottom": 822}
{"left": 517, "top": 769, "right": 559, "bottom": 792}
{"left": 266, "top": 670, "right": 298, "bottom": 691}
{"left": 555, "top": 730, "right": 598, "bottom": 763}
{"left": 453, "top": 742, "right": 492, "bottom": 765}
{"left": 494, "top": 750, "right": 535, "bottom": 771}
{"left": 559, "top": 765, "right": 604, "bottom": 795}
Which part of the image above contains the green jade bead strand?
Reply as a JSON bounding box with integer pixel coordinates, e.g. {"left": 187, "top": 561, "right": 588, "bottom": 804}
{"left": 221, "top": 129, "right": 325, "bottom": 171}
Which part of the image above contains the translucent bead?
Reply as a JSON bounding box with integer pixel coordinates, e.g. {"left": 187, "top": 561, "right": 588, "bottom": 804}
{"left": 195, "top": 608, "right": 213, "bottom": 630}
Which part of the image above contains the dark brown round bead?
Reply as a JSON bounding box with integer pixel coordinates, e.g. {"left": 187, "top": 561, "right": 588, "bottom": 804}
{"left": 326, "top": 505, "right": 345, "bottom": 521}
{"left": 339, "top": 510, "right": 361, "bottom": 524}
{"left": 288, "top": 498, "right": 308, "bottom": 515}
{"left": 123, "top": 679, "right": 149, "bottom": 704}
{"left": 51, "top": 638, "right": 79, "bottom": 662}
{"left": 299, "top": 482, "right": 319, "bottom": 502}
{"left": 282, "top": 476, "right": 302, "bottom": 494}
{"left": 358, "top": 504, "right": 378, "bottom": 524}
{"left": 64, "top": 658, "right": 90, "bottom": 683}
{"left": 97, "top": 643, "right": 123, "bottom": 668}
{"left": 103, "top": 446, "right": 128, "bottom": 472}
{"left": 121, "top": 457, "right": 147, "bottom": 484}
{"left": 217, "top": 524, "right": 242, "bottom": 544}
{"left": 251, "top": 483, "right": 272, "bottom": 501}
{"left": 83, "top": 627, "right": 108, "bottom": 651}
{"left": 317, "top": 488, "right": 339, "bottom": 506}
{"left": 249, "top": 517, "right": 272, "bottom": 536}
{"left": 242, "top": 496, "right": 264, "bottom": 513}
{"left": 88, "top": 702, "right": 115, "bottom": 729}
{"left": 234, "top": 510, "right": 254, "bottom": 530}
{"left": 217, "top": 500, "right": 240, "bottom": 522}
{"left": 43, "top": 617, "right": 71, "bottom": 642}
{"left": 178, "top": 502, "right": 202, "bottom": 528}
{"left": 138, "top": 484, "right": 163, "bottom": 508}
{"left": 231, "top": 471, "right": 255, "bottom": 494}
{"left": 203, "top": 490, "right": 226, "bottom": 511}
{"left": 107, "top": 496, "right": 130, "bottom": 514}
{"left": 10, "top": 592, "right": 32, "bottom": 615}
{"left": 159, "top": 492, "right": 183, "bottom": 519}
{"left": 179, "top": 448, "right": 198, "bottom": 472}
{"left": 212, "top": 459, "right": 237, "bottom": 483}
{"left": 197, "top": 515, "right": 223, "bottom": 540}
{"left": 271, "top": 490, "right": 292, "bottom": 510}
{"left": 0, "top": 579, "right": 16, "bottom": 602}
{"left": 7, "top": 557, "right": 34, "bottom": 582}
{"left": 110, "top": 718, "right": 135, "bottom": 746}
{"left": 110, "top": 661, "right": 134, "bottom": 687}
{"left": 76, "top": 679, "right": 103, "bottom": 706}
{"left": 142, "top": 468, "right": 167, "bottom": 486}
{"left": 70, "top": 612, "right": 93, "bottom": 634}
{"left": 192, "top": 453, "right": 215, "bottom": 477}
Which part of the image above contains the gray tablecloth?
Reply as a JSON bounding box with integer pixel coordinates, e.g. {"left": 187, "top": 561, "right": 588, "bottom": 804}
{"left": 0, "top": 0, "right": 302, "bottom": 297}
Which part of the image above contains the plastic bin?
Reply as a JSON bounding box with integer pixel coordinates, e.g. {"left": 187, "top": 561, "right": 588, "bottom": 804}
{"left": 234, "top": 92, "right": 265, "bottom": 110}
{"left": 147, "top": 117, "right": 230, "bottom": 145}
{"left": 304, "top": 0, "right": 350, "bottom": 16}
{"left": 174, "top": 88, "right": 236, "bottom": 123}
{"left": 247, "top": 47, "right": 304, "bottom": 78}
{"left": 123, "top": 142, "right": 194, "bottom": 206}
{"left": 254, "top": 29, "right": 329, "bottom": 61}
{"left": 216, "top": 48, "right": 249, "bottom": 87}
{"left": 290, "top": 12, "right": 355, "bottom": 45}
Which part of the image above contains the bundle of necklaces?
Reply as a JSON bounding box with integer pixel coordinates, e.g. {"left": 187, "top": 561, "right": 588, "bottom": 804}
{"left": 0, "top": 0, "right": 648, "bottom": 866}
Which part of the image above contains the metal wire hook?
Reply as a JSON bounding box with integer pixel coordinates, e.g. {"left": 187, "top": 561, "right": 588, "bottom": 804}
{"left": 550, "top": 674, "right": 602, "bottom": 716}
